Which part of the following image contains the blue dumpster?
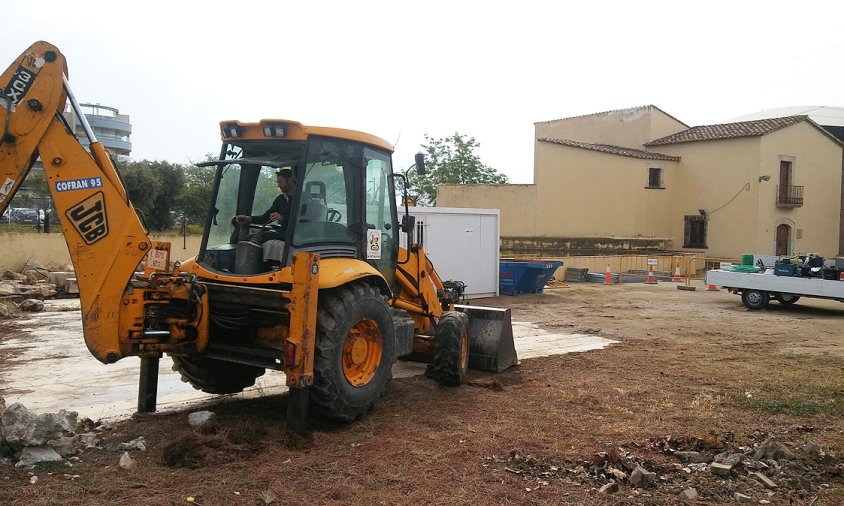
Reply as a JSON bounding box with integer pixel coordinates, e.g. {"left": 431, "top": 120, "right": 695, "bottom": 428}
{"left": 499, "top": 261, "right": 563, "bottom": 295}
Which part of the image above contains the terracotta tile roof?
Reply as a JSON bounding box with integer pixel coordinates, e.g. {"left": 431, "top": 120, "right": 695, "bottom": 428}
{"left": 538, "top": 138, "right": 681, "bottom": 161}
{"left": 535, "top": 105, "right": 689, "bottom": 129}
{"left": 645, "top": 116, "right": 807, "bottom": 146}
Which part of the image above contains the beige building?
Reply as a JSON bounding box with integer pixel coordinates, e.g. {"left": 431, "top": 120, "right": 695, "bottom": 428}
{"left": 438, "top": 106, "right": 844, "bottom": 259}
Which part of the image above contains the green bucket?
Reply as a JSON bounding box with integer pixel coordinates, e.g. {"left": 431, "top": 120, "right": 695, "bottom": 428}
{"left": 741, "top": 254, "right": 754, "bottom": 266}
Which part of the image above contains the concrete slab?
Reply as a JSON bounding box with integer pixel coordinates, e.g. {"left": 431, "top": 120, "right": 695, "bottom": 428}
{"left": 0, "top": 300, "right": 617, "bottom": 421}
{"left": 512, "top": 320, "right": 618, "bottom": 360}
{"left": 46, "top": 271, "right": 75, "bottom": 287}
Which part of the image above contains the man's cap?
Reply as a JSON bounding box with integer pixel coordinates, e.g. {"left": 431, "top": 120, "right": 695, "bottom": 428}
{"left": 276, "top": 167, "right": 294, "bottom": 178}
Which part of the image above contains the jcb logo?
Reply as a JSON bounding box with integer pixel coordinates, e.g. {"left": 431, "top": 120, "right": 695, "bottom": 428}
{"left": 66, "top": 192, "right": 108, "bottom": 245}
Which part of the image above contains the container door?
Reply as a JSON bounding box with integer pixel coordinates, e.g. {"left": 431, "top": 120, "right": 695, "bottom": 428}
{"left": 423, "top": 213, "right": 485, "bottom": 296}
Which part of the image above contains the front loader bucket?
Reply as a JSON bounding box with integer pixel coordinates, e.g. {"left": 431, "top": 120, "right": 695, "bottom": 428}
{"left": 455, "top": 305, "right": 518, "bottom": 372}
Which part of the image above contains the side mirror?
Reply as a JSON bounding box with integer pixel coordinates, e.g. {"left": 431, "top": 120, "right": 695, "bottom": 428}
{"left": 415, "top": 152, "right": 426, "bottom": 176}
{"left": 400, "top": 214, "right": 416, "bottom": 233}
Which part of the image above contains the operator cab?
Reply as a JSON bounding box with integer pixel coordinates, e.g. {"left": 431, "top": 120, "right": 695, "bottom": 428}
{"left": 197, "top": 120, "right": 398, "bottom": 287}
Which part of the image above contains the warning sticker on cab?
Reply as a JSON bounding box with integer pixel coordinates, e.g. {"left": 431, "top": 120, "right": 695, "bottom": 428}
{"left": 366, "top": 229, "right": 382, "bottom": 260}
{"left": 55, "top": 177, "right": 103, "bottom": 193}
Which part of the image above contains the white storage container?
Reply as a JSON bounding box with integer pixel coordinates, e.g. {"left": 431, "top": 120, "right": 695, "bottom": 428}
{"left": 400, "top": 207, "right": 500, "bottom": 298}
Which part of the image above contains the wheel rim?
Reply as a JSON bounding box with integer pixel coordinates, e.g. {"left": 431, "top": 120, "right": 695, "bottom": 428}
{"left": 747, "top": 291, "right": 763, "bottom": 305}
{"left": 342, "top": 318, "right": 383, "bottom": 386}
{"left": 460, "top": 329, "right": 469, "bottom": 370}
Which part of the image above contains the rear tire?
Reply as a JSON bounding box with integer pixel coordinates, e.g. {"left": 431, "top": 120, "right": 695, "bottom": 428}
{"left": 429, "top": 311, "right": 470, "bottom": 386}
{"left": 773, "top": 293, "right": 800, "bottom": 305}
{"left": 741, "top": 289, "right": 769, "bottom": 310}
{"left": 170, "top": 355, "right": 265, "bottom": 394}
{"left": 311, "top": 283, "right": 395, "bottom": 421}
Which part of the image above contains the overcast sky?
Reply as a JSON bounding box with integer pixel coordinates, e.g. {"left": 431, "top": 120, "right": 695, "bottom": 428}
{"left": 3, "top": 1, "right": 843, "bottom": 183}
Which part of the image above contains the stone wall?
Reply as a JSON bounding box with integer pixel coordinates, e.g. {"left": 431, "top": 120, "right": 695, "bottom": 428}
{"left": 0, "top": 233, "right": 203, "bottom": 271}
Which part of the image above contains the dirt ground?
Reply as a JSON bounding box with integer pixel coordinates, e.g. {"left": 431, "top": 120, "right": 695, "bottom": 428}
{"left": 0, "top": 282, "right": 842, "bottom": 505}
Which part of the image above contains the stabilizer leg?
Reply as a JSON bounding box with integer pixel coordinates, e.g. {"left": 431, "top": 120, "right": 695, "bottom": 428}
{"left": 286, "top": 387, "right": 310, "bottom": 434}
{"left": 137, "top": 356, "right": 160, "bottom": 414}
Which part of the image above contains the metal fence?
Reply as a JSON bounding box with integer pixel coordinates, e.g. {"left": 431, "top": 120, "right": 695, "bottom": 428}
{"left": 539, "top": 253, "right": 740, "bottom": 284}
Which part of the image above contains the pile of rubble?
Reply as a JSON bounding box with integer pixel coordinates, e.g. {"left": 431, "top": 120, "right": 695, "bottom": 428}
{"left": 0, "top": 396, "right": 223, "bottom": 483}
{"left": 0, "top": 258, "right": 77, "bottom": 319}
{"left": 0, "top": 397, "right": 146, "bottom": 483}
{"left": 490, "top": 431, "right": 842, "bottom": 502}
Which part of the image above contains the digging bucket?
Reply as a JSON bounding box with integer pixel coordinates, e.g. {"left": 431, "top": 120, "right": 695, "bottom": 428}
{"left": 455, "top": 304, "right": 518, "bottom": 372}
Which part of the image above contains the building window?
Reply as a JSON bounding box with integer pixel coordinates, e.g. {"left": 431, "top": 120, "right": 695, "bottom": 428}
{"left": 776, "top": 158, "right": 803, "bottom": 207}
{"left": 647, "top": 167, "right": 664, "bottom": 189}
{"left": 684, "top": 215, "right": 707, "bottom": 248}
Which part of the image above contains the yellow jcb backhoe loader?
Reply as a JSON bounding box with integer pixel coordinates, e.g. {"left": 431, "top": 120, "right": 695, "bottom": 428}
{"left": 0, "top": 41, "right": 517, "bottom": 431}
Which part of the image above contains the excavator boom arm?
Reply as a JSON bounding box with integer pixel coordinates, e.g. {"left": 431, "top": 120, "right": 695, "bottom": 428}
{"left": 1, "top": 41, "right": 152, "bottom": 363}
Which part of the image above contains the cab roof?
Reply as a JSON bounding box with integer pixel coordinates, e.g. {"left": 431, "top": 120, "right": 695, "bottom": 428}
{"left": 218, "top": 119, "right": 394, "bottom": 153}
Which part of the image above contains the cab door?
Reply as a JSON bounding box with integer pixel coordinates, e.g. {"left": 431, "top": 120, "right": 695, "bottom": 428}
{"left": 364, "top": 148, "right": 398, "bottom": 289}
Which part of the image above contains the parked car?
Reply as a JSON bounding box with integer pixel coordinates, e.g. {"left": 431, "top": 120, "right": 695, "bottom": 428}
{"left": 13, "top": 208, "right": 39, "bottom": 224}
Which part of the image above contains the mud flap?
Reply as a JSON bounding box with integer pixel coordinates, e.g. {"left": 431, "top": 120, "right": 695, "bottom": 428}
{"left": 455, "top": 305, "right": 518, "bottom": 372}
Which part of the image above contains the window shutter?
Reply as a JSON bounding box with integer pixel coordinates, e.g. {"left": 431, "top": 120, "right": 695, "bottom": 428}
{"left": 683, "top": 215, "right": 708, "bottom": 248}
{"left": 648, "top": 167, "right": 662, "bottom": 188}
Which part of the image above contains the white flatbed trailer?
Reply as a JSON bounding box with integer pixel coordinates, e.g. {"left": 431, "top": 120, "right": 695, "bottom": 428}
{"left": 705, "top": 269, "right": 844, "bottom": 310}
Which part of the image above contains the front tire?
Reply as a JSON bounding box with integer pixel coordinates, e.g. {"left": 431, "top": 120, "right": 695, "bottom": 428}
{"left": 429, "top": 311, "right": 470, "bottom": 386}
{"left": 311, "top": 283, "right": 395, "bottom": 421}
{"left": 741, "top": 289, "right": 769, "bottom": 310}
{"left": 170, "top": 355, "right": 265, "bottom": 394}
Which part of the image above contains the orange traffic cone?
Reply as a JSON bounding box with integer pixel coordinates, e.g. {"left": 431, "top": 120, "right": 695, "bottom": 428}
{"left": 672, "top": 263, "right": 683, "bottom": 282}
{"left": 644, "top": 264, "right": 657, "bottom": 284}
{"left": 604, "top": 264, "right": 613, "bottom": 285}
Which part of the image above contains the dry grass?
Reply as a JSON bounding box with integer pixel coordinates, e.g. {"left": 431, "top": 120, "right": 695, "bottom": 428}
{"left": 1, "top": 284, "right": 843, "bottom": 504}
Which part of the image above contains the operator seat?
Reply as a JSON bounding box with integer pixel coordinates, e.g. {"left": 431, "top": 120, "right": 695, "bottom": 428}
{"left": 302, "top": 181, "right": 328, "bottom": 222}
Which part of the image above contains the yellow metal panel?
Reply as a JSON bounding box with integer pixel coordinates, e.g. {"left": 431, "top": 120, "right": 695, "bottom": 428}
{"left": 317, "top": 258, "right": 388, "bottom": 290}
{"left": 284, "top": 252, "right": 319, "bottom": 388}
{"left": 394, "top": 246, "right": 443, "bottom": 319}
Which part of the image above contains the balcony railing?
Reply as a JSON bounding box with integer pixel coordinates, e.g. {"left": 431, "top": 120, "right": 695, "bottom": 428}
{"left": 776, "top": 184, "right": 803, "bottom": 208}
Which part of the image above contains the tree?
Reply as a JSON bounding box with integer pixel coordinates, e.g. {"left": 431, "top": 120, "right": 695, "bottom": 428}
{"left": 177, "top": 155, "right": 217, "bottom": 228}
{"left": 24, "top": 170, "right": 51, "bottom": 207}
{"left": 117, "top": 159, "right": 184, "bottom": 231}
{"left": 118, "top": 160, "right": 162, "bottom": 230}
{"left": 148, "top": 161, "right": 185, "bottom": 231}
{"left": 408, "top": 133, "right": 508, "bottom": 206}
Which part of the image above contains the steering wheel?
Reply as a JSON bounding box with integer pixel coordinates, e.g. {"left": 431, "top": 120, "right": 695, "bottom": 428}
{"left": 327, "top": 208, "right": 342, "bottom": 223}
